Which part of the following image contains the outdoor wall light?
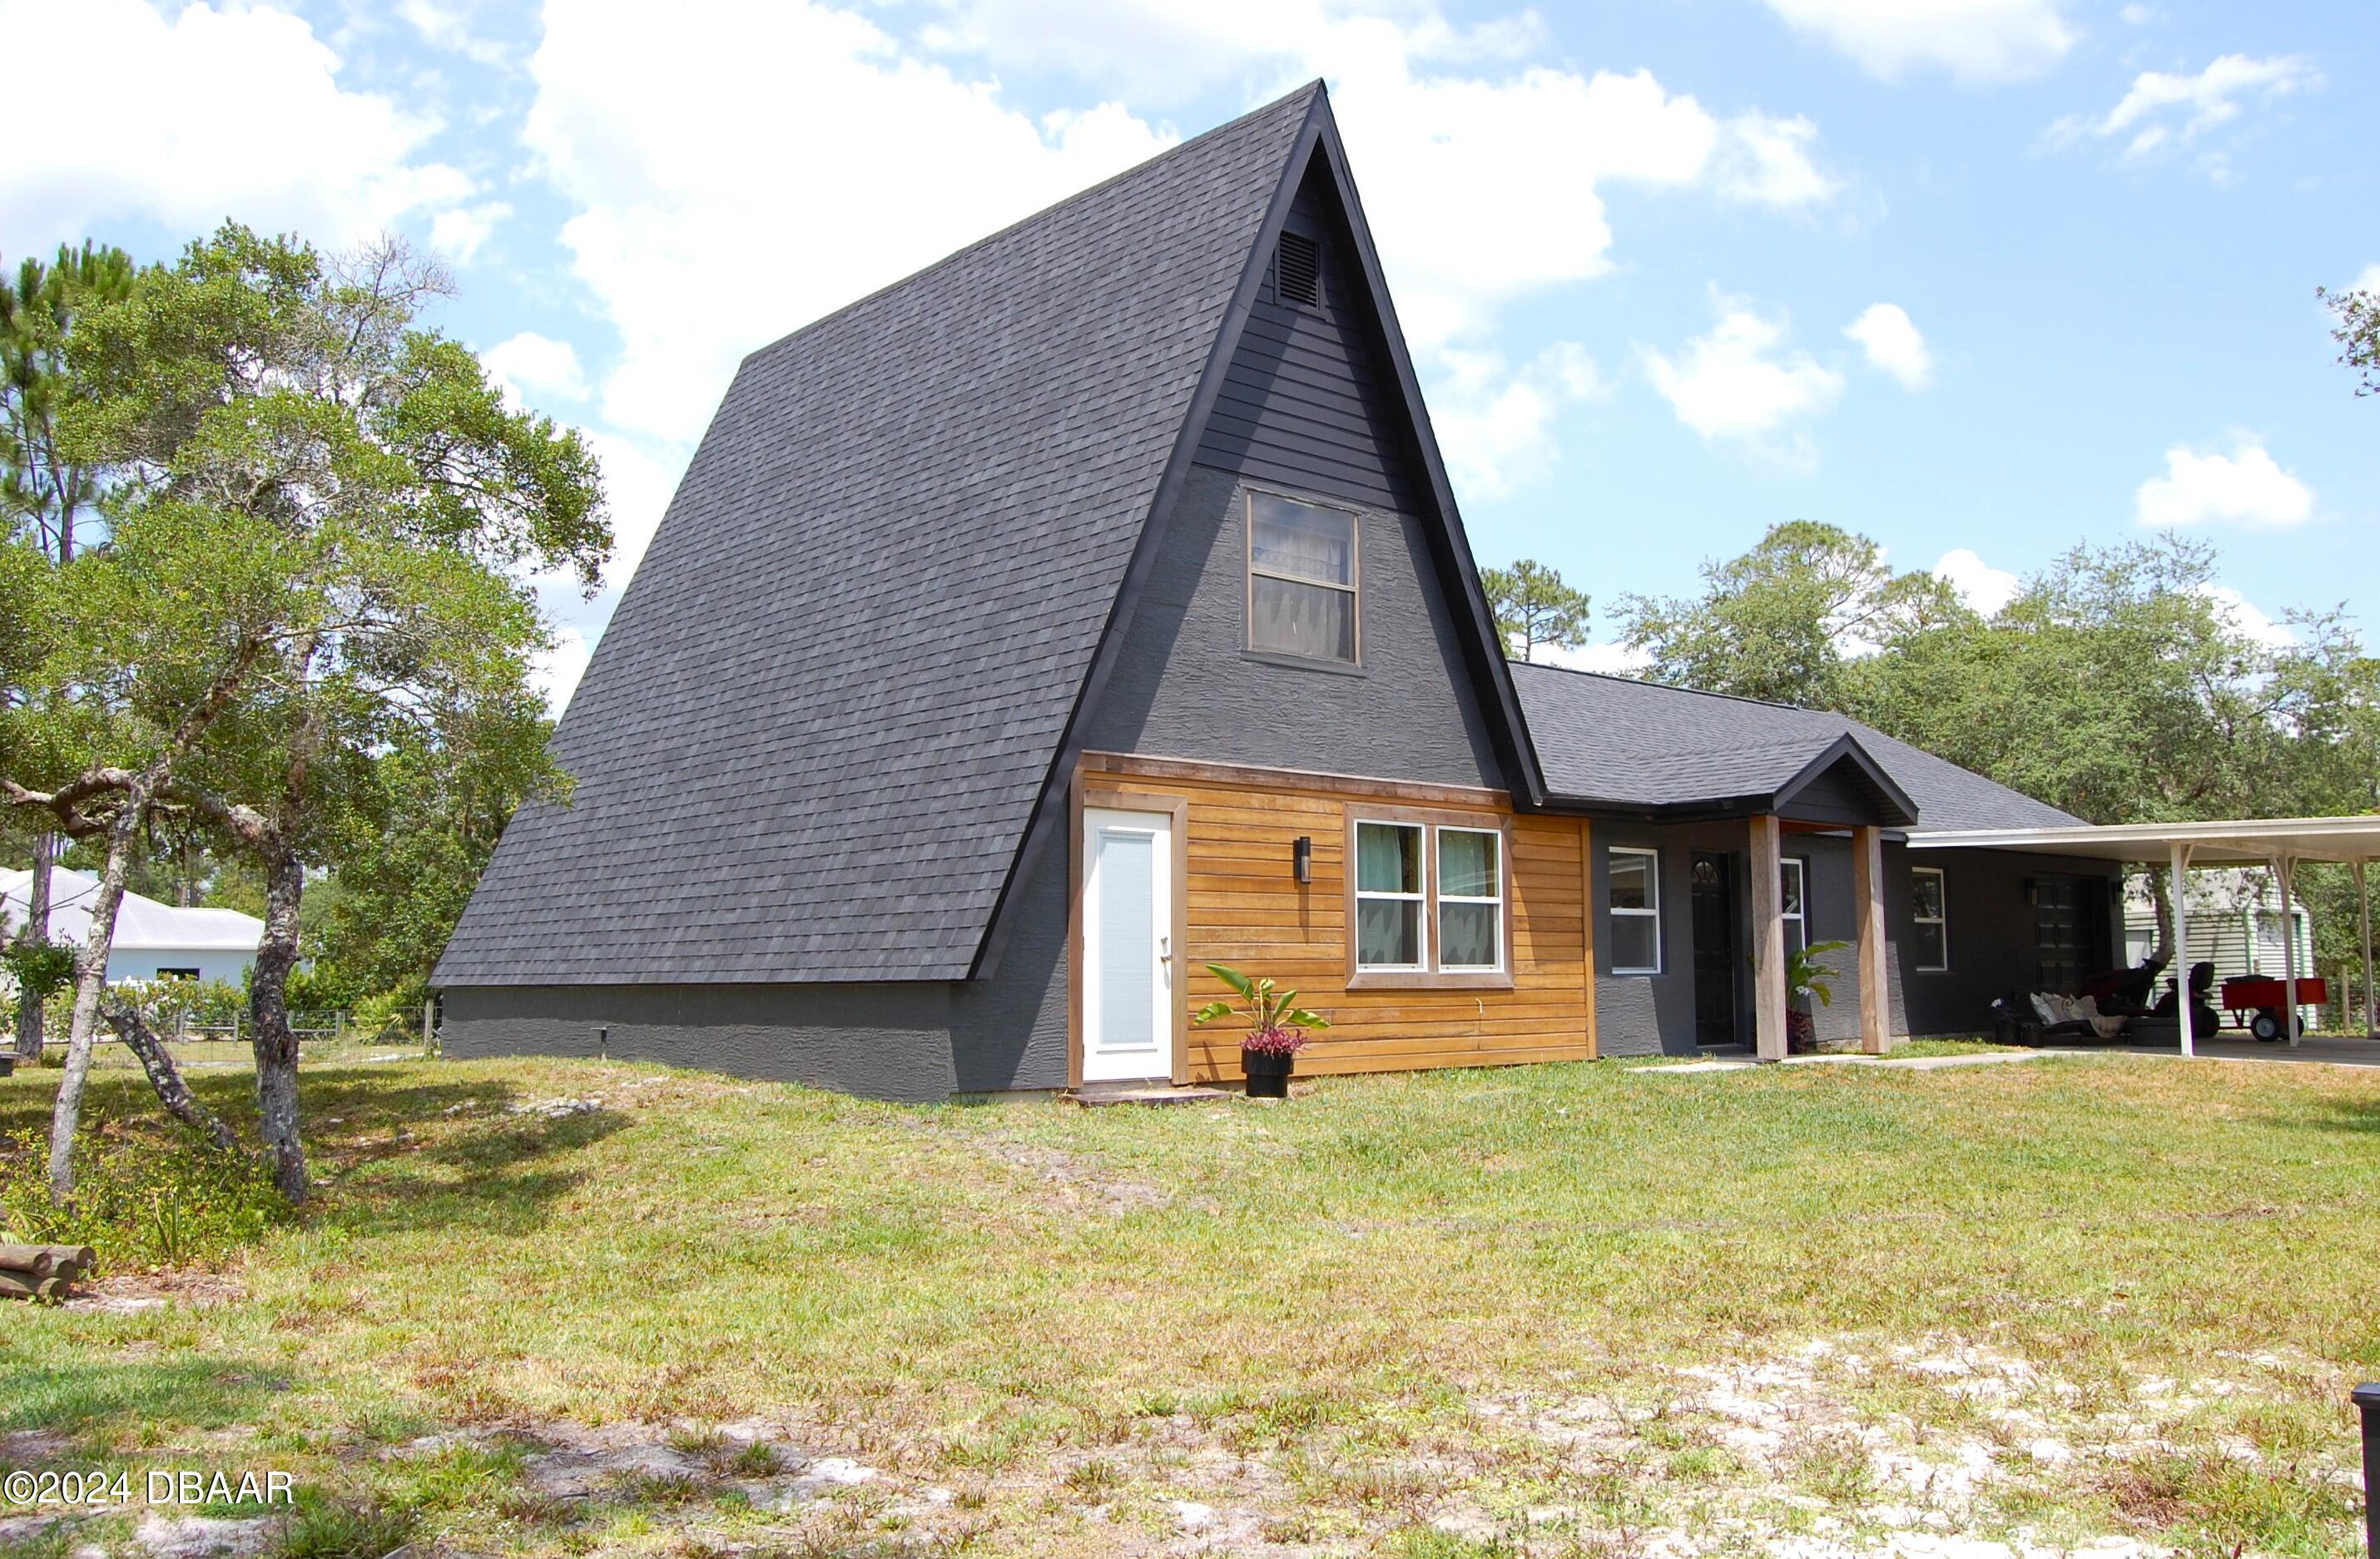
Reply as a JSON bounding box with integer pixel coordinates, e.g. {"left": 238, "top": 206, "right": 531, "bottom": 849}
{"left": 1293, "top": 835, "right": 1312, "bottom": 885}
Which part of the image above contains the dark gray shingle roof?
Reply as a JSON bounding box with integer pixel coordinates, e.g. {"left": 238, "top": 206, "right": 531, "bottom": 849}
{"left": 437, "top": 85, "right": 1321, "bottom": 986}
{"left": 1509, "top": 662, "right": 2081, "bottom": 831}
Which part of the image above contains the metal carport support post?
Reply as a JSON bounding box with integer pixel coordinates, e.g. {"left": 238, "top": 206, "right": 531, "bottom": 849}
{"left": 2356, "top": 858, "right": 2374, "bottom": 1041}
{"left": 2271, "top": 853, "right": 2303, "bottom": 1047}
{"left": 2169, "top": 841, "right": 2195, "bottom": 1059}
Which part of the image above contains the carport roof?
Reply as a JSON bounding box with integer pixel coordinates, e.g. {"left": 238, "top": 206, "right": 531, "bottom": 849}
{"left": 1906, "top": 814, "right": 2380, "bottom": 864}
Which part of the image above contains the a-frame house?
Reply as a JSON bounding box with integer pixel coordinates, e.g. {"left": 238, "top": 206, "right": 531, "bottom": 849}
{"left": 437, "top": 83, "right": 2106, "bottom": 1096}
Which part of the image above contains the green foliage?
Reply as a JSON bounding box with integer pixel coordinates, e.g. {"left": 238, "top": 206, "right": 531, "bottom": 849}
{"left": 0, "top": 1123, "right": 286, "bottom": 1269}
{"left": 1615, "top": 521, "right": 1967, "bottom": 707}
{"left": 1480, "top": 557, "right": 1589, "bottom": 662}
{"left": 1192, "top": 963, "right": 1331, "bottom": 1035}
{"left": 0, "top": 937, "right": 74, "bottom": 1004}
{"left": 0, "top": 240, "right": 135, "bottom": 559}
{"left": 1787, "top": 940, "right": 1849, "bottom": 1007}
{"left": 2317, "top": 281, "right": 2380, "bottom": 398}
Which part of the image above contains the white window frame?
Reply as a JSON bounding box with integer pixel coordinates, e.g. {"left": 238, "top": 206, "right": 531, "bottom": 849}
{"left": 1245, "top": 488, "right": 1361, "bottom": 666}
{"left": 1609, "top": 846, "right": 1663, "bottom": 975}
{"left": 1780, "top": 857, "right": 1808, "bottom": 958}
{"left": 1435, "top": 825, "right": 1505, "bottom": 973}
{"left": 1352, "top": 819, "right": 1427, "bottom": 973}
{"left": 1911, "top": 865, "right": 1949, "bottom": 973}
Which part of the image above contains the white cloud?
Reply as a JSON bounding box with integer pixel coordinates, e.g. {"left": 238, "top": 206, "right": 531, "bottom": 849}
{"left": 576, "top": 429, "right": 690, "bottom": 588}
{"left": 1932, "top": 547, "right": 2019, "bottom": 616}
{"left": 1428, "top": 344, "right": 1603, "bottom": 500}
{"left": 2345, "top": 262, "right": 2380, "bottom": 295}
{"left": 2135, "top": 439, "right": 2314, "bottom": 530}
{"left": 909, "top": 2, "right": 1844, "bottom": 499}
{"left": 399, "top": 0, "right": 511, "bottom": 66}
{"left": 1715, "top": 112, "right": 1841, "bottom": 208}
{"left": 2119, "top": 3, "right": 2154, "bottom": 23}
{"left": 1843, "top": 302, "right": 1933, "bottom": 389}
{"left": 531, "top": 625, "right": 595, "bottom": 715}
{"left": 522, "top": 0, "right": 1176, "bottom": 444}
{"left": 430, "top": 200, "right": 513, "bottom": 264}
{"left": 483, "top": 332, "right": 590, "bottom": 408}
{"left": 2197, "top": 584, "right": 2295, "bottom": 650}
{"left": 2053, "top": 54, "right": 2318, "bottom": 161}
{"left": 1758, "top": 0, "right": 2076, "bottom": 83}
{"left": 0, "top": 0, "right": 475, "bottom": 250}
{"left": 1644, "top": 292, "right": 1845, "bottom": 447}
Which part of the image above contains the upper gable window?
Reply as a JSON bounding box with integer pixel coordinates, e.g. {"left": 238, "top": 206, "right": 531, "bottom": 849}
{"left": 1246, "top": 490, "right": 1359, "bottom": 665}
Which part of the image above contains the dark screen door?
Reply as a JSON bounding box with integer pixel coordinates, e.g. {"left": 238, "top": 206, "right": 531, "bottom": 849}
{"left": 1690, "top": 853, "right": 1738, "bottom": 1047}
{"left": 2034, "top": 874, "right": 2107, "bottom": 992}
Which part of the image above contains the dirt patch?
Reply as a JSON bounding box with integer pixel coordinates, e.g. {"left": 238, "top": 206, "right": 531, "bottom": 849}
{"left": 62, "top": 1269, "right": 248, "bottom": 1314}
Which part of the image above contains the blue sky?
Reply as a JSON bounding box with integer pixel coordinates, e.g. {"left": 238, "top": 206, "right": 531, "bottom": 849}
{"left": 7, "top": 0, "right": 2373, "bottom": 705}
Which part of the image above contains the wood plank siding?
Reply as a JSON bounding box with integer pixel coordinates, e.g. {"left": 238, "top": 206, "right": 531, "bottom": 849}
{"left": 1079, "top": 755, "right": 1594, "bottom": 1080}
{"left": 1192, "top": 178, "right": 1418, "bottom": 513}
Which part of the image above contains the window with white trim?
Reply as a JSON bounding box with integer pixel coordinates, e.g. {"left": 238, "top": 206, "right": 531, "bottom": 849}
{"left": 1911, "top": 866, "right": 1949, "bottom": 972}
{"left": 1247, "top": 491, "right": 1359, "bottom": 664}
{"left": 1354, "top": 820, "right": 1426, "bottom": 971}
{"left": 1609, "top": 846, "right": 1661, "bottom": 974}
{"left": 1436, "top": 827, "right": 1503, "bottom": 972}
{"left": 1781, "top": 858, "right": 1808, "bottom": 958}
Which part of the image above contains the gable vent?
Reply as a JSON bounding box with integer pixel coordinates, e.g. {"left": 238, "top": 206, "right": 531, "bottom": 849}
{"left": 1275, "top": 231, "right": 1321, "bottom": 308}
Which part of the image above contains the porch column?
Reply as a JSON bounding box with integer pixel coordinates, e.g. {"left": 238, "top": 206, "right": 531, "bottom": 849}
{"left": 1853, "top": 824, "right": 1892, "bottom": 1055}
{"left": 2169, "top": 841, "right": 2195, "bottom": 1059}
{"left": 1751, "top": 813, "right": 1787, "bottom": 1062}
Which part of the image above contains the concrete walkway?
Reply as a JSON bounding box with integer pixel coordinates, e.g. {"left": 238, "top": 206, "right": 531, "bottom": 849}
{"left": 1633, "top": 1034, "right": 2380, "bottom": 1074}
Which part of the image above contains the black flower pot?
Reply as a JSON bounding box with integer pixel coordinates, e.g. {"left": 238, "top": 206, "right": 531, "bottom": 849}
{"left": 1242, "top": 1048, "right": 1294, "bottom": 1098}
{"left": 0, "top": 1055, "right": 12, "bottom": 1078}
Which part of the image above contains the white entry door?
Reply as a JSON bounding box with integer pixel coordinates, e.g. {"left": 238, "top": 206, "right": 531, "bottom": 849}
{"left": 1082, "top": 806, "right": 1174, "bottom": 1082}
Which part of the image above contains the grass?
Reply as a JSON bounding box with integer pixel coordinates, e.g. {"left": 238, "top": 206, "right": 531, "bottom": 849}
{"left": 0, "top": 1047, "right": 2373, "bottom": 1557}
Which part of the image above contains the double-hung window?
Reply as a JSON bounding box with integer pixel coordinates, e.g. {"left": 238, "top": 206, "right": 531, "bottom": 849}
{"left": 1609, "top": 846, "right": 1661, "bottom": 974}
{"left": 1247, "top": 490, "right": 1359, "bottom": 665}
{"left": 1435, "top": 828, "right": 1503, "bottom": 972}
{"left": 1911, "top": 866, "right": 1949, "bottom": 972}
{"left": 1353, "top": 820, "right": 1426, "bottom": 971}
{"left": 1780, "top": 858, "right": 1808, "bottom": 957}
{"left": 1350, "top": 812, "right": 1507, "bottom": 982}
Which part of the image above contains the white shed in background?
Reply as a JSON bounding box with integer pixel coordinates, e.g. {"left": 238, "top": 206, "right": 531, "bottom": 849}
{"left": 2122, "top": 871, "right": 2316, "bottom": 1017}
{"left": 2, "top": 867, "right": 265, "bottom": 986}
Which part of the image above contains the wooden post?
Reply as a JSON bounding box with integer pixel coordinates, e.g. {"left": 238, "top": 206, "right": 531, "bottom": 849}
{"left": 1854, "top": 825, "right": 1892, "bottom": 1055}
{"left": 1751, "top": 814, "right": 1787, "bottom": 1062}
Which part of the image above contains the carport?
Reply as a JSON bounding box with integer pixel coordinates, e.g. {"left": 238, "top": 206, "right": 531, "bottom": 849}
{"left": 1905, "top": 816, "right": 2380, "bottom": 1057}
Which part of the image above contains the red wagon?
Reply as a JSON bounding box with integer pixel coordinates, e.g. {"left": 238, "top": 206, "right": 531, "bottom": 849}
{"left": 2219, "top": 975, "right": 2325, "bottom": 1042}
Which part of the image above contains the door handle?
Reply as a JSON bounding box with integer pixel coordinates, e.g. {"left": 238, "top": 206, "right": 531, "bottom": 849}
{"left": 1160, "top": 936, "right": 1172, "bottom": 962}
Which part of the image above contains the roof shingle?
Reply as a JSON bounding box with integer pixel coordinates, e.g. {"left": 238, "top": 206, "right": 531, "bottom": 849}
{"left": 1509, "top": 662, "right": 2080, "bottom": 831}
{"left": 436, "top": 84, "right": 1321, "bottom": 987}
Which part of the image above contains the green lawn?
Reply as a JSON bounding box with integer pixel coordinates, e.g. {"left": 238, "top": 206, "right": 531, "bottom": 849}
{"left": 0, "top": 1047, "right": 2373, "bottom": 1557}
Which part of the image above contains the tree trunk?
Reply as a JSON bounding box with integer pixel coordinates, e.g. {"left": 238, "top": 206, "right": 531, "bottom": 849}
{"left": 99, "top": 997, "right": 239, "bottom": 1154}
{"left": 47, "top": 795, "right": 147, "bottom": 1205}
{"left": 247, "top": 839, "right": 310, "bottom": 1202}
{"left": 2145, "top": 865, "right": 2174, "bottom": 966}
{"left": 12, "top": 832, "right": 53, "bottom": 1061}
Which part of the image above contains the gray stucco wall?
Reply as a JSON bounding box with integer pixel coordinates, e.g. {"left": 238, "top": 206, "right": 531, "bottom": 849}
{"left": 439, "top": 982, "right": 959, "bottom": 1103}
{"left": 1590, "top": 819, "right": 1751, "bottom": 1058}
{"left": 1895, "top": 846, "right": 2122, "bottom": 1037}
{"left": 1588, "top": 833, "right": 2120, "bottom": 1056}
{"left": 1081, "top": 462, "right": 1504, "bottom": 788}
{"left": 948, "top": 833, "right": 1072, "bottom": 1093}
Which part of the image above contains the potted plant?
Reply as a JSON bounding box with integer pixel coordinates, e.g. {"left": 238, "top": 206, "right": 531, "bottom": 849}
{"left": 1192, "top": 963, "right": 1330, "bottom": 1098}
{"left": 1786, "top": 940, "right": 1850, "bottom": 1053}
